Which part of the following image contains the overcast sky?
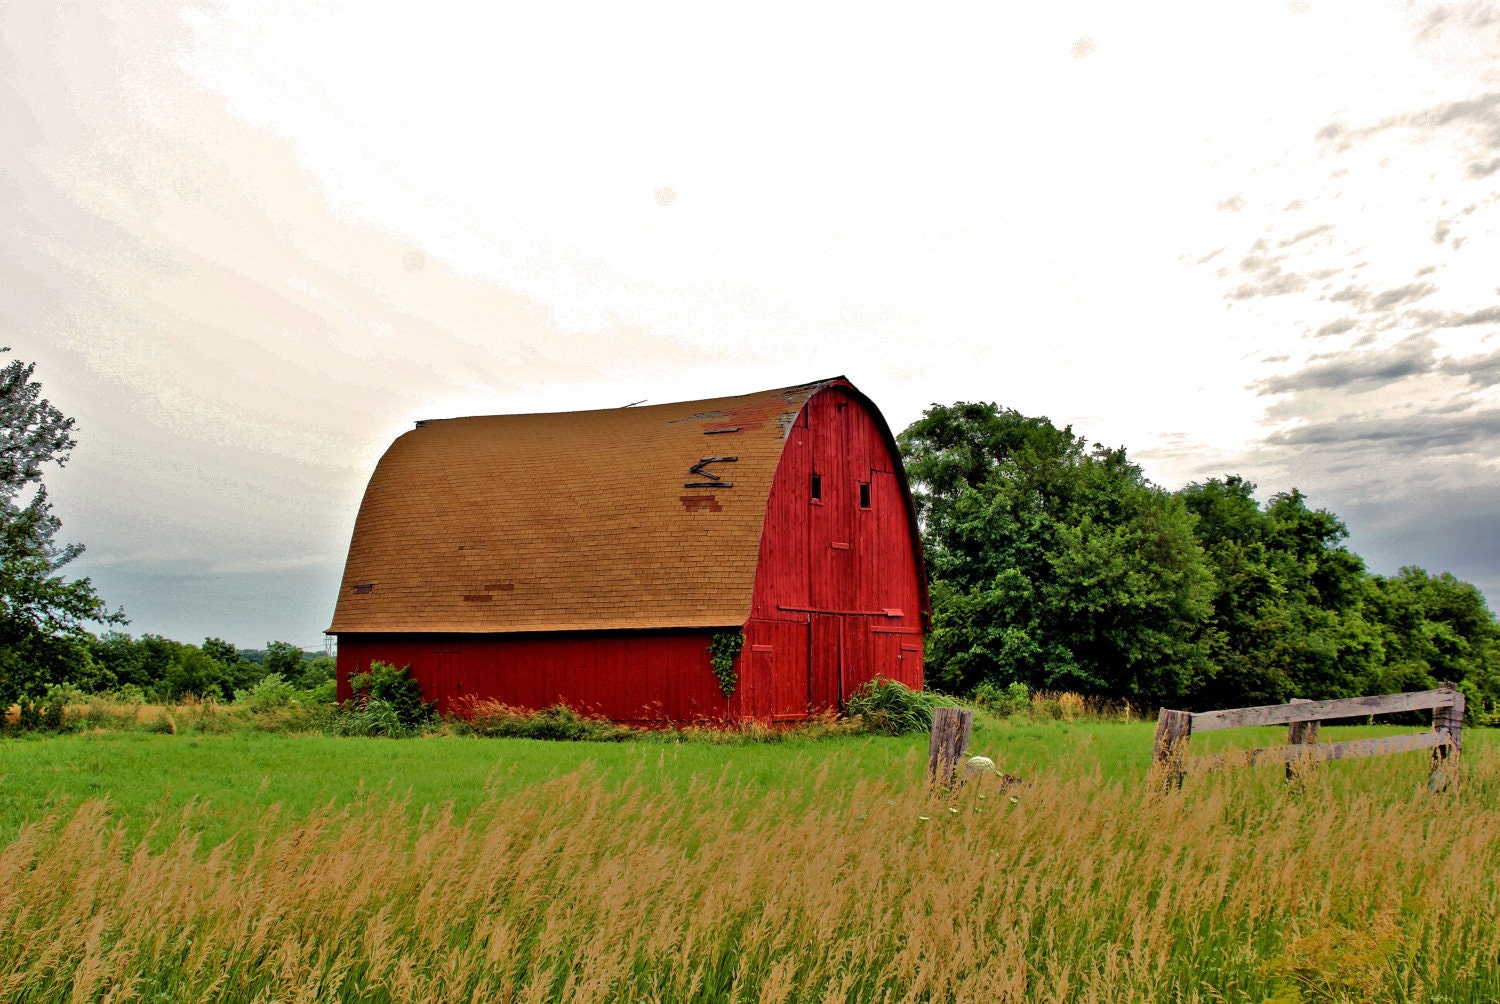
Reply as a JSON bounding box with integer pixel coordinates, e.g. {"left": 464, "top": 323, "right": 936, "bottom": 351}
{"left": 5, "top": 0, "right": 1500, "bottom": 649}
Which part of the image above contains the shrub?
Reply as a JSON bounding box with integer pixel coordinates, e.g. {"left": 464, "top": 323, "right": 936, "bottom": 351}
{"left": 1027, "top": 690, "right": 1111, "bottom": 722}
{"left": 6, "top": 698, "right": 67, "bottom": 734}
{"left": 176, "top": 695, "right": 239, "bottom": 735}
{"left": 234, "top": 673, "right": 296, "bottom": 712}
{"left": 452, "top": 700, "right": 633, "bottom": 742}
{"left": 348, "top": 662, "right": 433, "bottom": 730}
{"left": 663, "top": 711, "right": 861, "bottom": 745}
{"left": 972, "top": 680, "right": 1030, "bottom": 717}
{"left": 325, "top": 698, "right": 410, "bottom": 738}
{"left": 104, "top": 684, "right": 147, "bottom": 706}
{"left": 74, "top": 695, "right": 156, "bottom": 732}
{"left": 43, "top": 683, "right": 88, "bottom": 709}
{"left": 296, "top": 678, "right": 337, "bottom": 706}
{"left": 843, "top": 678, "right": 955, "bottom": 736}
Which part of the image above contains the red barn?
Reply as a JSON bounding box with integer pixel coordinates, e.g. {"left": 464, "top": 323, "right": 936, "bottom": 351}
{"left": 327, "top": 378, "right": 929, "bottom": 723}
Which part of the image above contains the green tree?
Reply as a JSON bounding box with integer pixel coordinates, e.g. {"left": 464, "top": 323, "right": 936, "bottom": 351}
{"left": 263, "top": 641, "right": 306, "bottom": 681}
{"left": 1176, "top": 476, "right": 1288, "bottom": 705}
{"left": 1178, "top": 480, "right": 1500, "bottom": 710}
{"left": 1367, "top": 567, "right": 1500, "bottom": 719}
{"left": 1177, "top": 478, "right": 1385, "bottom": 706}
{"left": 901, "top": 402, "right": 1214, "bottom": 701}
{"left": 0, "top": 350, "right": 121, "bottom": 708}
{"left": 202, "top": 636, "right": 260, "bottom": 693}
{"left": 132, "top": 634, "right": 188, "bottom": 698}
{"left": 1257, "top": 490, "right": 1385, "bottom": 701}
{"left": 295, "top": 655, "right": 336, "bottom": 692}
{"left": 89, "top": 631, "right": 143, "bottom": 692}
{"left": 161, "top": 645, "right": 231, "bottom": 701}
{"left": 201, "top": 636, "right": 240, "bottom": 668}
{"left": 902, "top": 403, "right": 1500, "bottom": 712}
{"left": 87, "top": 633, "right": 234, "bottom": 701}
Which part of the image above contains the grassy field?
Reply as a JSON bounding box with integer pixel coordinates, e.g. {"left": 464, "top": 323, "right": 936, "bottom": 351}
{"left": 1, "top": 718, "right": 1496, "bottom": 1002}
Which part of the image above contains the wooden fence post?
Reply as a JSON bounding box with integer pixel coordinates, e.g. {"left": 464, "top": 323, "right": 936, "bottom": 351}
{"left": 928, "top": 707, "right": 973, "bottom": 788}
{"left": 1285, "top": 697, "right": 1319, "bottom": 782}
{"left": 1151, "top": 708, "right": 1192, "bottom": 791}
{"left": 1430, "top": 682, "right": 1465, "bottom": 793}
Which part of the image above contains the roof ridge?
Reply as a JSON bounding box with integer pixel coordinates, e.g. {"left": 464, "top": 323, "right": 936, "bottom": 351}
{"left": 412, "top": 376, "right": 847, "bottom": 425}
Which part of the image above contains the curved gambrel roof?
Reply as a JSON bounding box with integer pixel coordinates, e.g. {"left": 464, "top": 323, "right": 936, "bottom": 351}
{"left": 328, "top": 378, "right": 925, "bottom": 634}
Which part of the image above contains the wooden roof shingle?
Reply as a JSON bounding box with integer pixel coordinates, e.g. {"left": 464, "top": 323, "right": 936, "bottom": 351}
{"left": 328, "top": 380, "right": 840, "bottom": 634}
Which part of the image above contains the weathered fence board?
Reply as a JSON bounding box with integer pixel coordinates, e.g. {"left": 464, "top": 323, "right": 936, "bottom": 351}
{"left": 1285, "top": 698, "right": 1319, "bottom": 745}
{"left": 1187, "top": 730, "right": 1451, "bottom": 775}
{"left": 1151, "top": 683, "right": 1464, "bottom": 791}
{"left": 1151, "top": 708, "right": 1192, "bottom": 790}
{"left": 1285, "top": 697, "right": 1319, "bottom": 781}
{"left": 928, "top": 707, "right": 974, "bottom": 788}
{"left": 1431, "top": 689, "right": 1466, "bottom": 792}
{"left": 1189, "top": 688, "right": 1457, "bottom": 733}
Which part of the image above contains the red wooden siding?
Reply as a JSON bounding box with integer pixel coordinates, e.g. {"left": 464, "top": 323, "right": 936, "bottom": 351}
{"left": 742, "top": 385, "right": 926, "bottom": 717}
{"left": 336, "top": 631, "right": 733, "bottom": 722}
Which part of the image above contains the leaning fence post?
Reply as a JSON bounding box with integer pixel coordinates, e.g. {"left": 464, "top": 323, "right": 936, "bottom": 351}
{"left": 1286, "top": 697, "right": 1319, "bottom": 782}
{"left": 928, "top": 707, "right": 973, "bottom": 788}
{"left": 1151, "top": 708, "right": 1192, "bottom": 791}
{"left": 1430, "top": 682, "right": 1465, "bottom": 792}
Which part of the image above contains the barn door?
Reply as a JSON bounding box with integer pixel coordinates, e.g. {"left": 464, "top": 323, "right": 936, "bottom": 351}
{"left": 770, "top": 643, "right": 810, "bottom": 723}
{"left": 872, "top": 631, "right": 923, "bottom": 690}
{"left": 810, "top": 614, "right": 842, "bottom": 711}
{"left": 842, "top": 617, "right": 876, "bottom": 697}
{"left": 744, "top": 619, "right": 812, "bottom": 721}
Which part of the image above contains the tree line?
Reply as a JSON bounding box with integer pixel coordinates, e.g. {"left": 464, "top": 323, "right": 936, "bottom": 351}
{"left": 0, "top": 348, "right": 331, "bottom": 714}
{"left": 2, "top": 343, "right": 1497, "bottom": 720}
{"left": 899, "top": 402, "right": 1500, "bottom": 718}
{"left": 85, "top": 634, "right": 335, "bottom": 704}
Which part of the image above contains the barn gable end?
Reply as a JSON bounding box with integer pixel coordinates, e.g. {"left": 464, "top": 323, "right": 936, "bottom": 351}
{"left": 329, "top": 378, "right": 928, "bottom": 722}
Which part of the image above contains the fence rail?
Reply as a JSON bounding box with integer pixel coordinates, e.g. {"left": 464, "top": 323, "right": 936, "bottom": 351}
{"left": 1152, "top": 684, "right": 1465, "bottom": 791}
{"left": 1188, "top": 688, "right": 1459, "bottom": 733}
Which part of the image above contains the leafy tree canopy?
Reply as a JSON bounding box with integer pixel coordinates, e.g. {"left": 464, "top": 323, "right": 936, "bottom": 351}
{"left": 900, "top": 402, "right": 1214, "bottom": 702}
{"left": 902, "top": 403, "right": 1500, "bottom": 716}
{"left": 0, "top": 350, "right": 121, "bottom": 707}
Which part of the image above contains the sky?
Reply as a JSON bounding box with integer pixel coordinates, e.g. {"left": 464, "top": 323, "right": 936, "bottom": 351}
{"left": 4, "top": 0, "right": 1500, "bottom": 649}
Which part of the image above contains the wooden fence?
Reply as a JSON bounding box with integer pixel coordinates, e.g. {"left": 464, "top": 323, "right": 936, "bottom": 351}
{"left": 1152, "top": 684, "right": 1465, "bottom": 791}
{"left": 928, "top": 707, "right": 974, "bottom": 787}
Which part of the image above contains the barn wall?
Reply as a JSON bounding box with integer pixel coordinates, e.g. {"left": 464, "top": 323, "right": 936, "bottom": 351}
{"left": 742, "top": 386, "right": 926, "bottom": 719}
{"left": 335, "top": 630, "right": 735, "bottom": 722}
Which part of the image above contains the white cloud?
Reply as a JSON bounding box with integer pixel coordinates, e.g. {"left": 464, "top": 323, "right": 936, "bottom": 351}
{"left": 7, "top": 0, "right": 1500, "bottom": 640}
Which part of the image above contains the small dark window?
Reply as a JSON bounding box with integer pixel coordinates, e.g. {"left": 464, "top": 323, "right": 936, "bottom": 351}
{"left": 811, "top": 473, "right": 822, "bottom": 501}
{"left": 859, "top": 482, "right": 871, "bottom": 509}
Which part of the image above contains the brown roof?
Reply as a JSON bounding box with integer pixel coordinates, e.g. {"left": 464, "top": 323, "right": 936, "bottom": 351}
{"left": 329, "top": 380, "right": 842, "bottom": 634}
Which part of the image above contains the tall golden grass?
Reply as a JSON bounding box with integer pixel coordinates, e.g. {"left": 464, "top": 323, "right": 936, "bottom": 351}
{"left": 2, "top": 745, "right": 1496, "bottom": 1002}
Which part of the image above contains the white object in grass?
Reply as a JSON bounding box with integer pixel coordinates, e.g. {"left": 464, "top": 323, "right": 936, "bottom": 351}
{"left": 965, "top": 755, "right": 996, "bottom": 775}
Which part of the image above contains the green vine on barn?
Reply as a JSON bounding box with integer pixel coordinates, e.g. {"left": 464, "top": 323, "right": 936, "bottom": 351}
{"left": 708, "top": 630, "right": 744, "bottom": 697}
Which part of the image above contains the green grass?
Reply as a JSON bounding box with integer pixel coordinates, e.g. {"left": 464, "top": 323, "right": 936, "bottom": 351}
{"left": 0, "top": 728, "right": 925, "bottom": 849}
{"left": 2, "top": 719, "right": 1495, "bottom": 1001}
{"left": 2, "top": 717, "right": 1485, "bottom": 850}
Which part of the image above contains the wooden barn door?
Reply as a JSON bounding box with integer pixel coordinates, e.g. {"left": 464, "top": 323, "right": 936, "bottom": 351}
{"left": 771, "top": 621, "right": 811, "bottom": 721}
{"left": 871, "top": 630, "right": 924, "bottom": 690}
{"left": 809, "top": 614, "right": 842, "bottom": 711}
{"left": 746, "top": 619, "right": 811, "bottom": 721}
